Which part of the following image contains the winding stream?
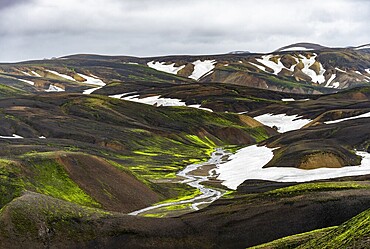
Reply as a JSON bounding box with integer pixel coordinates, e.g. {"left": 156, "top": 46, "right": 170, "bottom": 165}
{"left": 129, "top": 148, "right": 231, "bottom": 216}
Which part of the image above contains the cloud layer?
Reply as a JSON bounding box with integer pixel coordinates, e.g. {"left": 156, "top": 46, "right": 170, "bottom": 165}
{"left": 0, "top": 0, "right": 369, "bottom": 62}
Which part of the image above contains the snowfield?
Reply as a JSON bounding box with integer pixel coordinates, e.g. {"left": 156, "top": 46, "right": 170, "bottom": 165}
{"left": 254, "top": 113, "right": 312, "bottom": 133}
{"left": 189, "top": 60, "right": 217, "bottom": 80}
{"left": 216, "top": 145, "right": 370, "bottom": 190}
{"left": 147, "top": 61, "right": 185, "bottom": 75}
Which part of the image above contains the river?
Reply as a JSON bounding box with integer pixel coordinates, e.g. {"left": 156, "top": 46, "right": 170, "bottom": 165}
{"left": 129, "top": 148, "right": 231, "bottom": 217}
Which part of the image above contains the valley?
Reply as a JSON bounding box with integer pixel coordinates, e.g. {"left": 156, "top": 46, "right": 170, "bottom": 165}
{"left": 0, "top": 43, "right": 370, "bottom": 248}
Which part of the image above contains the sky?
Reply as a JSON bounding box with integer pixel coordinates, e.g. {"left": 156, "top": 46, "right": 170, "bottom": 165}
{"left": 0, "top": 0, "right": 369, "bottom": 62}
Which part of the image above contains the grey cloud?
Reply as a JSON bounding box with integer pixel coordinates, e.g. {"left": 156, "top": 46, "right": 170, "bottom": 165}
{"left": 0, "top": 0, "right": 369, "bottom": 62}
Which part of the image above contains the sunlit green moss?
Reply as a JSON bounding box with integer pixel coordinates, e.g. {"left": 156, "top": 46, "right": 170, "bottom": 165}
{"left": 250, "top": 226, "right": 336, "bottom": 249}
{"left": 267, "top": 182, "right": 369, "bottom": 197}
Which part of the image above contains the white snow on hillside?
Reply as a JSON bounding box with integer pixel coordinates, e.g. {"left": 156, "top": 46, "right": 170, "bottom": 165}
{"left": 216, "top": 145, "right": 370, "bottom": 190}
{"left": 112, "top": 94, "right": 213, "bottom": 112}
{"left": 189, "top": 60, "right": 216, "bottom": 80}
{"left": 18, "top": 79, "right": 35, "bottom": 86}
{"left": 0, "top": 134, "right": 24, "bottom": 139}
{"left": 45, "top": 84, "right": 65, "bottom": 92}
{"left": 325, "top": 74, "right": 336, "bottom": 87}
{"left": 45, "top": 70, "right": 76, "bottom": 81}
{"left": 83, "top": 87, "right": 102, "bottom": 95}
{"left": 147, "top": 61, "right": 185, "bottom": 75}
{"left": 354, "top": 45, "right": 370, "bottom": 50}
{"left": 123, "top": 95, "right": 186, "bottom": 107}
{"left": 31, "top": 71, "right": 42, "bottom": 77}
{"left": 77, "top": 73, "right": 106, "bottom": 86}
{"left": 365, "top": 69, "right": 370, "bottom": 74}
{"left": 335, "top": 67, "right": 346, "bottom": 73}
{"left": 281, "top": 98, "right": 310, "bottom": 102}
{"left": 249, "top": 62, "right": 266, "bottom": 71}
{"left": 325, "top": 112, "right": 370, "bottom": 124}
{"left": 299, "top": 54, "right": 326, "bottom": 84}
{"left": 280, "top": 47, "right": 314, "bottom": 52}
{"left": 21, "top": 71, "right": 32, "bottom": 76}
{"left": 254, "top": 113, "right": 312, "bottom": 133}
{"left": 255, "top": 55, "right": 286, "bottom": 75}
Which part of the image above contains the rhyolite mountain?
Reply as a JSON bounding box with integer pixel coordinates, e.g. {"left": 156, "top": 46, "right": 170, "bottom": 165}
{"left": 0, "top": 43, "right": 370, "bottom": 248}
{"left": 1, "top": 42, "right": 369, "bottom": 96}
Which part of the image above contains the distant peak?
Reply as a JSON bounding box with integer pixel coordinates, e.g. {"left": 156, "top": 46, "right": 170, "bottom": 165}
{"left": 275, "top": 43, "right": 328, "bottom": 52}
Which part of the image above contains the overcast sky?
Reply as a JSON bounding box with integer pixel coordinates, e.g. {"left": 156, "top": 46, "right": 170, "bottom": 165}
{"left": 0, "top": 0, "right": 369, "bottom": 62}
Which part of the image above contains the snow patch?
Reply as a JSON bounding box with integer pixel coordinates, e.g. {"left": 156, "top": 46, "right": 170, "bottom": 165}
{"left": 21, "top": 71, "right": 32, "bottom": 76}
{"left": 147, "top": 61, "right": 185, "bottom": 75}
{"left": 280, "top": 47, "right": 314, "bottom": 52}
{"left": 217, "top": 145, "right": 370, "bottom": 190}
{"left": 113, "top": 93, "right": 213, "bottom": 112}
{"left": 189, "top": 60, "right": 217, "bottom": 80}
{"left": 354, "top": 45, "right": 370, "bottom": 50}
{"left": 45, "top": 84, "right": 65, "bottom": 92}
{"left": 335, "top": 67, "right": 346, "bottom": 73}
{"left": 83, "top": 87, "right": 102, "bottom": 95}
{"left": 256, "top": 55, "right": 286, "bottom": 75}
{"left": 299, "top": 54, "right": 326, "bottom": 84}
{"left": 18, "top": 79, "right": 35, "bottom": 86}
{"left": 0, "top": 134, "right": 24, "bottom": 139}
{"left": 31, "top": 71, "right": 42, "bottom": 77}
{"left": 249, "top": 62, "right": 266, "bottom": 72}
{"left": 45, "top": 70, "right": 76, "bottom": 81}
{"left": 254, "top": 113, "right": 312, "bottom": 133}
{"left": 325, "top": 112, "right": 370, "bottom": 124}
{"left": 325, "top": 74, "right": 336, "bottom": 87}
{"left": 77, "top": 73, "right": 106, "bottom": 86}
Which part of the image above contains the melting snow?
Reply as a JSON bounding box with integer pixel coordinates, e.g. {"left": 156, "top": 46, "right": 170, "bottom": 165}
{"left": 31, "top": 71, "right": 42, "bottom": 77}
{"left": 255, "top": 55, "right": 286, "bottom": 75}
{"left": 365, "top": 69, "right": 370, "bottom": 74}
{"left": 355, "top": 71, "right": 363, "bottom": 76}
{"left": 45, "top": 84, "right": 65, "bottom": 92}
{"left": 325, "top": 112, "right": 370, "bottom": 124}
{"left": 113, "top": 93, "right": 213, "bottom": 112}
{"left": 335, "top": 67, "right": 346, "bottom": 73}
{"left": 123, "top": 95, "right": 186, "bottom": 107}
{"left": 77, "top": 73, "right": 106, "bottom": 86}
{"left": 147, "top": 61, "right": 185, "bottom": 75}
{"left": 281, "top": 98, "right": 310, "bottom": 102}
{"left": 254, "top": 113, "right": 312, "bottom": 133}
{"left": 21, "top": 71, "right": 32, "bottom": 76}
{"left": 0, "top": 134, "right": 24, "bottom": 139}
{"left": 249, "top": 62, "right": 266, "bottom": 71}
{"left": 45, "top": 70, "right": 76, "bottom": 81}
{"left": 299, "top": 54, "right": 326, "bottom": 84}
{"left": 18, "top": 79, "right": 35, "bottom": 86}
{"left": 217, "top": 145, "right": 370, "bottom": 190}
{"left": 354, "top": 45, "right": 370, "bottom": 50}
{"left": 325, "top": 74, "right": 337, "bottom": 87}
{"left": 83, "top": 87, "right": 102, "bottom": 95}
{"left": 189, "top": 60, "right": 217, "bottom": 80}
{"left": 280, "top": 47, "right": 315, "bottom": 52}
